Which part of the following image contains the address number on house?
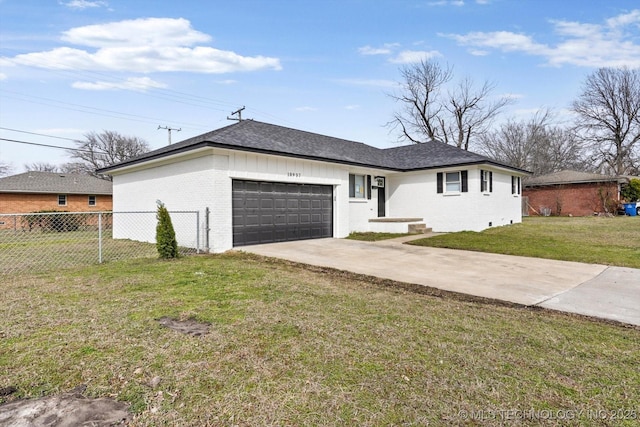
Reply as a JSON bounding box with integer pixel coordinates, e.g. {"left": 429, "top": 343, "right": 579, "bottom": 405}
{"left": 287, "top": 172, "right": 302, "bottom": 177}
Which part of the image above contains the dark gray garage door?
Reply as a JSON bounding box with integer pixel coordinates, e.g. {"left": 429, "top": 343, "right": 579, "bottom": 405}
{"left": 232, "top": 180, "right": 333, "bottom": 247}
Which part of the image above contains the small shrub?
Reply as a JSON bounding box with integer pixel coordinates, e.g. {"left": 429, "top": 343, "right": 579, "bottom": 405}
{"left": 156, "top": 201, "right": 179, "bottom": 259}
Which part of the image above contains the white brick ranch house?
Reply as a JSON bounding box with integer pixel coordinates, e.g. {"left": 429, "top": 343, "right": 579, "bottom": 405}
{"left": 99, "top": 120, "right": 528, "bottom": 253}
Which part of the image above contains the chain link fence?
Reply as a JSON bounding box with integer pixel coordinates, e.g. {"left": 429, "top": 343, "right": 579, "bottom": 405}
{"left": 0, "top": 210, "right": 206, "bottom": 276}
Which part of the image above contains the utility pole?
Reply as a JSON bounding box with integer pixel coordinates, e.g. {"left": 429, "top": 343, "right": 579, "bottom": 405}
{"left": 227, "top": 106, "right": 245, "bottom": 122}
{"left": 158, "top": 125, "right": 181, "bottom": 145}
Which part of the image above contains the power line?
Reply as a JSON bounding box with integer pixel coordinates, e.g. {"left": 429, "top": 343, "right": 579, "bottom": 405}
{"left": 0, "top": 137, "right": 92, "bottom": 153}
{"left": 0, "top": 127, "right": 79, "bottom": 142}
{"left": 1, "top": 89, "right": 204, "bottom": 129}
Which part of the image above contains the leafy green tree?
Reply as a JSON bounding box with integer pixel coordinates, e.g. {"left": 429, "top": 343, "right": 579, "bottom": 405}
{"left": 156, "top": 201, "right": 179, "bottom": 259}
{"left": 621, "top": 178, "right": 640, "bottom": 202}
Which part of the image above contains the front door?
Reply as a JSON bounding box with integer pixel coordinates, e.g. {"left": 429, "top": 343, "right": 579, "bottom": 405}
{"left": 377, "top": 186, "right": 385, "bottom": 217}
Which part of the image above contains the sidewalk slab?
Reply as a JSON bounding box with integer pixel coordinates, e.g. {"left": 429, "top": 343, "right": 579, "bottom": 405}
{"left": 539, "top": 267, "right": 640, "bottom": 325}
{"left": 240, "top": 238, "right": 606, "bottom": 307}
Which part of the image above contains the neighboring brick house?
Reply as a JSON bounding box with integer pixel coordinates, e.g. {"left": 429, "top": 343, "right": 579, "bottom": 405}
{"left": 523, "top": 170, "right": 628, "bottom": 216}
{"left": 0, "top": 171, "right": 112, "bottom": 215}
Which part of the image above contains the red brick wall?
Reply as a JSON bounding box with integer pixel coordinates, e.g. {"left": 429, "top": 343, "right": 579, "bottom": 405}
{"left": 0, "top": 193, "right": 113, "bottom": 214}
{"left": 523, "top": 182, "right": 619, "bottom": 216}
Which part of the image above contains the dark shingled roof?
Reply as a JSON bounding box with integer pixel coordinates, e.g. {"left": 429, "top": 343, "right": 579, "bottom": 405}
{"left": 99, "top": 120, "right": 528, "bottom": 174}
{"left": 0, "top": 171, "right": 112, "bottom": 195}
{"left": 524, "top": 170, "right": 628, "bottom": 187}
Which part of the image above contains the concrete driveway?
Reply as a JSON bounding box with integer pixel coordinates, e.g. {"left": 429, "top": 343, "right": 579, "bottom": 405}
{"left": 240, "top": 236, "right": 640, "bottom": 326}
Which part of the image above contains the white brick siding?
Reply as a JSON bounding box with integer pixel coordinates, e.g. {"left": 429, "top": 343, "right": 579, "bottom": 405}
{"left": 110, "top": 148, "right": 523, "bottom": 252}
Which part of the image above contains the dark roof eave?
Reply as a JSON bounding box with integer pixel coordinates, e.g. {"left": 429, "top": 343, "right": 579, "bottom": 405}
{"left": 99, "top": 141, "right": 404, "bottom": 173}
{"left": 99, "top": 140, "right": 528, "bottom": 175}
{"left": 400, "top": 160, "right": 530, "bottom": 174}
{"left": 0, "top": 190, "right": 112, "bottom": 195}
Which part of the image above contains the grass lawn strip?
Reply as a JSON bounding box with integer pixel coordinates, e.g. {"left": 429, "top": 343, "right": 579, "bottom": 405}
{"left": 409, "top": 216, "right": 640, "bottom": 269}
{"left": 347, "top": 231, "right": 412, "bottom": 241}
{"left": 1, "top": 253, "right": 638, "bottom": 426}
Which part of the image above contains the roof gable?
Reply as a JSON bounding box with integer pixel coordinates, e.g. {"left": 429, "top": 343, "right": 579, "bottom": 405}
{"left": 99, "top": 120, "right": 528, "bottom": 174}
{"left": 0, "top": 172, "right": 112, "bottom": 195}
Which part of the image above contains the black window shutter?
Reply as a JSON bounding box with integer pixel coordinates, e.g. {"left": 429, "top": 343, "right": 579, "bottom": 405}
{"left": 517, "top": 177, "right": 521, "bottom": 194}
{"left": 489, "top": 171, "right": 493, "bottom": 192}
{"left": 437, "top": 172, "right": 443, "bottom": 193}
{"left": 511, "top": 176, "right": 515, "bottom": 194}
{"left": 480, "top": 170, "right": 484, "bottom": 192}
{"left": 349, "top": 174, "right": 355, "bottom": 198}
{"left": 461, "top": 170, "right": 468, "bottom": 193}
{"left": 367, "top": 175, "right": 372, "bottom": 200}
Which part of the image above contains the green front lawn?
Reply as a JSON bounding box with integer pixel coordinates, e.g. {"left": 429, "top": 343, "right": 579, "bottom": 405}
{"left": 409, "top": 216, "right": 640, "bottom": 268}
{"left": 1, "top": 253, "right": 638, "bottom": 426}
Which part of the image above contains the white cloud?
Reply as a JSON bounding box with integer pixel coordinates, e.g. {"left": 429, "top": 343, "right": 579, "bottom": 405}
{"left": 358, "top": 43, "right": 400, "bottom": 55}
{"left": 500, "top": 93, "right": 524, "bottom": 100}
{"left": 0, "top": 73, "right": 7, "bottom": 80}
{"left": 441, "top": 9, "right": 640, "bottom": 68}
{"left": 61, "top": 0, "right": 108, "bottom": 9}
{"left": 62, "top": 18, "right": 210, "bottom": 48}
{"left": 71, "top": 76, "right": 167, "bottom": 91}
{"left": 216, "top": 79, "right": 237, "bottom": 85}
{"left": 1, "top": 18, "right": 282, "bottom": 74}
{"left": 295, "top": 106, "right": 317, "bottom": 112}
{"left": 428, "top": 0, "right": 464, "bottom": 6}
{"left": 344, "top": 105, "right": 360, "bottom": 110}
{"left": 389, "top": 50, "right": 442, "bottom": 64}
{"left": 468, "top": 49, "right": 489, "bottom": 56}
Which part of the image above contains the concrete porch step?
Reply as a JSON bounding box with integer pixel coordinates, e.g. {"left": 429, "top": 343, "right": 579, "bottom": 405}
{"left": 408, "top": 223, "right": 432, "bottom": 234}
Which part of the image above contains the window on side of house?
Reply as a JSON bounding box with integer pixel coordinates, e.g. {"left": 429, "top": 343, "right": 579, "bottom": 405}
{"left": 88, "top": 195, "right": 96, "bottom": 206}
{"left": 511, "top": 176, "right": 521, "bottom": 195}
{"left": 349, "top": 174, "right": 366, "bottom": 199}
{"left": 437, "top": 171, "right": 468, "bottom": 194}
{"left": 481, "top": 170, "right": 493, "bottom": 193}
{"left": 58, "top": 194, "right": 67, "bottom": 206}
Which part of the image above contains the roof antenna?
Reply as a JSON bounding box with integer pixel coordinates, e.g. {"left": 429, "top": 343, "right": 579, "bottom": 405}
{"left": 227, "top": 106, "right": 245, "bottom": 122}
{"left": 158, "top": 125, "right": 181, "bottom": 145}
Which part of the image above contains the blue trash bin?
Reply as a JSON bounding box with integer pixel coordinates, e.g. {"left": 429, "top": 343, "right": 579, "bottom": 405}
{"left": 623, "top": 203, "right": 637, "bottom": 216}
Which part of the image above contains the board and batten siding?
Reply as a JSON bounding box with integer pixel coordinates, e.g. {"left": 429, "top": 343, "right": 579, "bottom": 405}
{"left": 110, "top": 149, "right": 364, "bottom": 253}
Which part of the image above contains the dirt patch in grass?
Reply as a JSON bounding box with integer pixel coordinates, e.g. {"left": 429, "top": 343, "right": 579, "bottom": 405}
{"left": 0, "top": 386, "right": 130, "bottom": 426}
{"left": 158, "top": 317, "right": 210, "bottom": 336}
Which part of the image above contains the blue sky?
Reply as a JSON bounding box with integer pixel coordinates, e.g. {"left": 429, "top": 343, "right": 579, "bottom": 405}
{"left": 1, "top": 0, "right": 640, "bottom": 172}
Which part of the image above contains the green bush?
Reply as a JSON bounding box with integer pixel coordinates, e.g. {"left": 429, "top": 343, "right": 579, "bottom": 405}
{"left": 621, "top": 178, "right": 640, "bottom": 202}
{"left": 156, "top": 201, "right": 179, "bottom": 259}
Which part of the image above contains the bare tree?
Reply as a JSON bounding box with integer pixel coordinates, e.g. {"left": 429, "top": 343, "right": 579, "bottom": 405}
{"left": 388, "top": 59, "right": 513, "bottom": 149}
{"left": 0, "top": 161, "right": 12, "bottom": 177}
{"left": 478, "top": 109, "right": 588, "bottom": 176}
{"left": 572, "top": 67, "right": 640, "bottom": 175}
{"left": 68, "top": 131, "right": 150, "bottom": 179}
{"left": 23, "top": 162, "right": 89, "bottom": 174}
{"left": 24, "top": 162, "right": 62, "bottom": 172}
